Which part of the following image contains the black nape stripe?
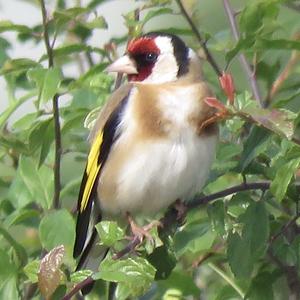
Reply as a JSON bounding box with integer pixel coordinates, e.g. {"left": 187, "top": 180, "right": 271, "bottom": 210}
{"left": 143, "top": 32, "right": 189, "bottom": 77}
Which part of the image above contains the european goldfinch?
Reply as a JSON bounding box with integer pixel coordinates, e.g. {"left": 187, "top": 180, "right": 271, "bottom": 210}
{"left": 73, "top": 32, "right": 218, "bottom": 287}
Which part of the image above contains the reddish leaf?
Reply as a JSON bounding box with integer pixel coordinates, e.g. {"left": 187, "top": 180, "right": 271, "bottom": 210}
{"left": 219, "top": 72, "right": 235, "bottom": 104}
{"left": 205, "top": 97, "right": 227, "bottom": 112}
{"left": 38, "top": 245, "right": 65, "bottom": 299}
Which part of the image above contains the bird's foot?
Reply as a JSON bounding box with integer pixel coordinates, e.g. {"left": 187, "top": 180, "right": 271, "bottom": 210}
{"left": 126, "top": 212, "right": 162, "bottom": 245}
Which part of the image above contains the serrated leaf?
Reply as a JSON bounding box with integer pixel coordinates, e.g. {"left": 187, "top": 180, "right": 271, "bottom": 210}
{"left": 38, "top": 245, "right": 65, "bottom": 299}
{"left": 271, "top": 157, "right": 300, "bottom": 201}
{"left": 94, "top": 256, "right": 156, "bottom": 296}
{"left": 24, "top": 260, "right": 40, "bottom": 283}
{"left": 39, "top": 210, "right": 75, "bottom": 255}
{"left": 95, "top": 221, "right": 125, "bottom": 247}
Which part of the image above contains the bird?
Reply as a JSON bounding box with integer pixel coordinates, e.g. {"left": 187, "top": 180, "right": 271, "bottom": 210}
{"left": 73, "top": 31, "right": 218, "bottom": 294}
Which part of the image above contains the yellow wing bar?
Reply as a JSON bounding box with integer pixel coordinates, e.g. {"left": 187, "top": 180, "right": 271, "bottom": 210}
{"left": 80, "top": 131, "right": 103, "bottom": 212}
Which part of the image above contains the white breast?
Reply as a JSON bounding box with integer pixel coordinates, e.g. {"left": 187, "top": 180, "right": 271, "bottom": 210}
{"left": 100, "top": 85, "right": 217, "bottom": 215}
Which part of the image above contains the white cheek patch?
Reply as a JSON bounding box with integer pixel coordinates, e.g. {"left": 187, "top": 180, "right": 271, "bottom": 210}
{"left": 143, "top": 36, "right": 179, "bottom": 84}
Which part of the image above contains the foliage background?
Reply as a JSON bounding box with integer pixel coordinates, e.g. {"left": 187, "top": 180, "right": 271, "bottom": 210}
{"left": 1, "top": 0, "right": 300, "bottom": 299}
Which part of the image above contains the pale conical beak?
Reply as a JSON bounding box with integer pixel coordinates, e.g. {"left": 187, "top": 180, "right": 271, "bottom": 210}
{"left": 106, "top": 55, "right": 138, "bottom": 74}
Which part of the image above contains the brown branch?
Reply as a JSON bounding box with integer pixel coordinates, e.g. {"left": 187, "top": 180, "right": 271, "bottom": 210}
{"left": 40, "top": 0, "right": 62, "bottom": 209}
{"left": 62, "top": 276, "right": 94, "bottom": 300}
{"left": 223, "top": 0, "right": 263, "bottom": 107}
{"left": 188, "top": 181, "right": 270, "bottom": 209}
{"left": 175, "top": 0, "right": 222, "bottom": 76}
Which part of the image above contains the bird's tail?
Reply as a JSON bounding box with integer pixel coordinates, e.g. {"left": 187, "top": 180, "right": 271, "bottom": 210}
{"left": 76, "top": 228, "right": 109, "bottom": 295}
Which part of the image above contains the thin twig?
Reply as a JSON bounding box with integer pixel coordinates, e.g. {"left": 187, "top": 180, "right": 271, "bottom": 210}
{"left": 188, "top": 181, "right": 270, "bottom": 209}
{"left": 40, "top": 0, "right": 62, "bottom": 209}
{"left": 223, "top": 0, "right": 263, "bottom": 107}
{"left": 62, "top": 276, "right": 94, "bottom": 300}
{"left": 175, "top": 0, "right": 222, "bottom": 76}
{"left": 269, "top": 213, "right": 300, "bottom": 244}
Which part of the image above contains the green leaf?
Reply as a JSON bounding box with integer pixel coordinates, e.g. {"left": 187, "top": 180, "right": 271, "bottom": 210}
{"left": 18, "top": 155, "right": 53, "bottom": 209}
{"left": 245, "top": 271, "right": 276, "bottom": 300}
{"left": 142, "top": 8, "right": 173, "bottom": 25}
{"left": 0, "top": 276, "right": 19, "bottom": 299}
{"left": 241, "top": 201, "right": 269, "bottom": 260}
{"left": 24, "top": 260, "right": 40, "bottom": 283}
{"left": 70, "top": 270, "right": 93, "bottom": 284}
{"left": 174, "top": 221, "right": 212, "bottom": 256}
{"left": 227, "top": 232, "right": 252, "bottom": 278}
{"left": 29, "top": 118, "right": 53, "bottom": 153}
{"left": 40, "top": 44, "right": 106, "bottom": 61}
{"left": 228, "top": 201, "right": 269, "bottom": 279}
{"left": 95, "top": 221, "right": 125, "bottom": 247}
{"left": 0, "top": 20, "right": 31, "bottom": 34}
{"left": 239, "top": 1, "right": 279, "bottom": 35}
{"left": 27, "top": 67, "right": 62, "bottom": 104}
{"left": 158, "top": 270, "right": 200, "bottom": 296}
{"left": 0, "top": 58, "right": 39, "bottom": 75}
{"left": 0, "top": 249, "right": 17, "bottom": 285}
{"left": 0, "top": 226, "right": 27, "bottom": 267}
{"left": 53, "top": 7, "right": 88, "bottom": 25}
{"left": 39, "top": 210, "right": 75, "bottom": 256}
{"left": 147, "top": 245, "right": 177, "bottom": 280}
{"left": 207, "top": 201, "right": 226, "bottom": 237}
{"left": 8, "top": 171, "right": 36, "bottom": 209}
{"left": 4, "top": 209, "right": 39, "bottom": 227}
{"left": 236, "top": 126, "right": 271, "bottom": 172}
{"left": 84, "top": 16, "right": 108, "bottom": 29}
{"left": 94, "top": 256, "right": 156, "bottom": 296}
{"left": 235, "top": 92, "right": 296, "bottom": 139}
{"left": 270, "top": 157, "right": 300, "bottom": 201}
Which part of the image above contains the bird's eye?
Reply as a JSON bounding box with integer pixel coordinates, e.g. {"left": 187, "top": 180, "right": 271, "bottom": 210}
{"left": 145, "top": 53, "right": 158, "bottom": 62}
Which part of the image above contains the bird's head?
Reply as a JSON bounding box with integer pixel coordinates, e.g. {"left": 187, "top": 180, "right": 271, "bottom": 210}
{"left": 106, "top": 32, "right": 202, "bottom": 84}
